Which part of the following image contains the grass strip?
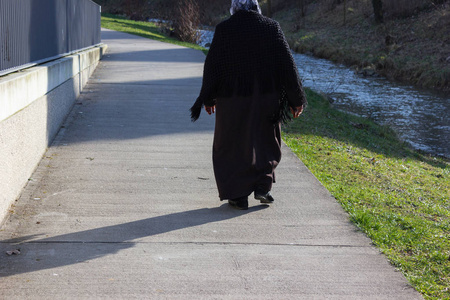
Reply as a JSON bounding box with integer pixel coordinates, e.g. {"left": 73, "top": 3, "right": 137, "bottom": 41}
{"left": 100, "top": 13, "right": 207, "bottom": 54}
{"left": 100, "top": 14, "right": 449, "bottom": 299}
{"left": 283, "top": 90, "right": 449, "bottom": 300}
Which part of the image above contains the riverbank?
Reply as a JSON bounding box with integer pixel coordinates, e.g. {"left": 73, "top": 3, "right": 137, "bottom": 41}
{"left": 291, "top": 52, "right": 449, "bottom": 158}
{"left": 270, "top": 1, "right": 450, "bottom": 93}
{"left": 100, "top": 15, "right": 450, "bottom": 299}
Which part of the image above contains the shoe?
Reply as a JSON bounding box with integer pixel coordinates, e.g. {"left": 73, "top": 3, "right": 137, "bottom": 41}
{"left": 254, "top": 191, "right": 274, "bottom": 204}
{"left": 228, "top": 196, "right": 248, "bottom": 210}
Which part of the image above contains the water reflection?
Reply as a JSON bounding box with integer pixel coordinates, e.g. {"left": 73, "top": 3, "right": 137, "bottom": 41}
{"left": 198, "top": 30, "right": 450, "bottom": 157}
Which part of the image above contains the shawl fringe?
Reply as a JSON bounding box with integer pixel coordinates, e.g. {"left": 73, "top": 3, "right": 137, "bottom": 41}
{"left": 190, "top": 73, "right": 304, "bottom": 124}
{"left": 190, "top": 97, "right": 203, "bottom": 122}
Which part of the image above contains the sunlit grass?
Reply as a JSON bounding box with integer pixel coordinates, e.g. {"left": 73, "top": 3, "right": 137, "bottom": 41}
{"left": 283, "top": 90, "right": 450, "bottom": 300}
{"left": 101, "top": 13, "right": 207, "bottom": 54}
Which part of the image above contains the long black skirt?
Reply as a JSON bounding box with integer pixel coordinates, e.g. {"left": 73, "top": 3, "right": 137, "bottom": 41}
{"left": 212, "top": 91, "right": 281, "bottom": 200}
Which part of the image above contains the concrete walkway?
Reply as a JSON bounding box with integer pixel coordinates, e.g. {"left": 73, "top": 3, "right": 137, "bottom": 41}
{"left": 0, "top": 29, "right": 422, "bottom": 299}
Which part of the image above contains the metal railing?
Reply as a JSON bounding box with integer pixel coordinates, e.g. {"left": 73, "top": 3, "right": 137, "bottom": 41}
{"left": 0, "top": 0, "right": 101, "bottom": 76}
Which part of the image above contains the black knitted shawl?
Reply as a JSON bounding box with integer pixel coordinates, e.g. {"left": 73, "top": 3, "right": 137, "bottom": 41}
{"left": 190, "top": 10, "right": 307, "bottom": 123}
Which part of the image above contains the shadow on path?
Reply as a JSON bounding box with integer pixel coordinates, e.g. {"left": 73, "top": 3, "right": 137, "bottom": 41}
{"left": 0, "top": 205, "right": 267, "bottom": 278}
{"left": 101, "top": 49, "right": 206, "bottom": 63}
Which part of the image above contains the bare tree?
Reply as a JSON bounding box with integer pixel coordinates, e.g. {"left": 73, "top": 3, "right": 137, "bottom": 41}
{"left": 173, "top": 0, "right": 200, "bottom": 43}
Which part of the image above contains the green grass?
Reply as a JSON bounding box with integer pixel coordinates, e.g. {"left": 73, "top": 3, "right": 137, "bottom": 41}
{"left": 100, "top": 14, "right": 449, "bottom": 299}
{"left": 101, "top": 13, "right": 207, "bottom": 54}
{"left": 283, "top": 90, "right": 450, "bottom": 300}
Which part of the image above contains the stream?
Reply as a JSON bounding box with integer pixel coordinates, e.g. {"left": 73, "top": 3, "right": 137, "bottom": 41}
{"left": 198, "top": 30, "right": 450, "bottom": 157}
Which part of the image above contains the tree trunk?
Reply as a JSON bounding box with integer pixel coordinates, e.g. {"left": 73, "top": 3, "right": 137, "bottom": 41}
{"left": 267, "top": 0, "right": 272, "bottom": 17}
{"left": 300, "top": 0, "right": 305, "bottom": 17}
{"left": 372, "top": 0, "right": 383, "bottom": 23}
{"left": 343, "top": 0, "right": 346, "bottom": 25}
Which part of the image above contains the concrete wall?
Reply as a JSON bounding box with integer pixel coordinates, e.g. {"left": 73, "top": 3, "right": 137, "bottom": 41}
{"left": 0, "top": 44, "right": 107, "bottom": 224}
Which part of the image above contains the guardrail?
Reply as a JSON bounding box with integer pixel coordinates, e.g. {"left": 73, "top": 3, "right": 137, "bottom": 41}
{"left": 0, "top": 0, "right": 101, "bottom": 76}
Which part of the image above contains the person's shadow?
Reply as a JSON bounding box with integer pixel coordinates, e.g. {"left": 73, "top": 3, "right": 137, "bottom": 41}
{"left": 0, "top": 205, "right": 267, "bottom": 277}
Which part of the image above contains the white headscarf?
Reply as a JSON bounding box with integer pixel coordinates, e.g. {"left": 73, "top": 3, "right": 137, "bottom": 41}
{"left": 230, "top": 0, "right": 262, "bottom": 15}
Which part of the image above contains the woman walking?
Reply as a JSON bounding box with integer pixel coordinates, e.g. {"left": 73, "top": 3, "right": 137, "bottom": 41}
{"left": 190, "top": 0, "right": 307, "bottom": 210}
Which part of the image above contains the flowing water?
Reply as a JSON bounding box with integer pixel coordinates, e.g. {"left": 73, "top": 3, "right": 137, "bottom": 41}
{"left": 198, "top": 30, "right": 450, "bottom": 157}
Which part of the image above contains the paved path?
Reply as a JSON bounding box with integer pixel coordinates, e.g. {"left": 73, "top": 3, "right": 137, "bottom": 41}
{"left": 0, "top": 29, "right": 423, "bottom": 299}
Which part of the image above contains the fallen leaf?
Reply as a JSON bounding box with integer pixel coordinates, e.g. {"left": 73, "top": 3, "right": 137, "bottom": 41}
{"left": 6, "top": 249, "right": 21, "bottom": 256}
